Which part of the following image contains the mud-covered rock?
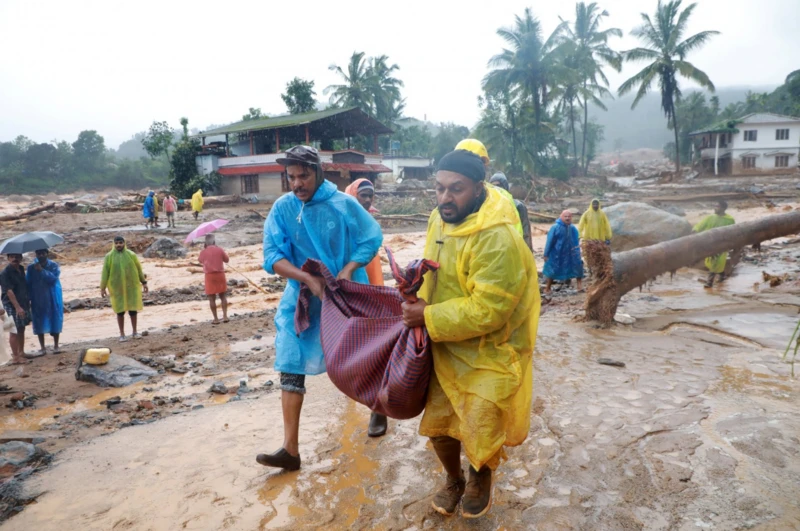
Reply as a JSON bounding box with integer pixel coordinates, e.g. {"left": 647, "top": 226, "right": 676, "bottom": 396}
{"left": 605, "top": 202, "right": 692, "bottom": 252}
{"left": 142, "top": 238, "right": 187, "bottom": 260}
{"left": 76, "top": 354, "right": 157, "bottom": 387}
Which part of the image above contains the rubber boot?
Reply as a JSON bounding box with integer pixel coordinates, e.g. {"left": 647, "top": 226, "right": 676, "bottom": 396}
{"left": 368, "top": 412, "right": 388, "bottom": 437}
{"left": 704, "top": 272, "right": 716, "bottom": 288}
{"left": 430, "top": 436, "right": 466, "bottom": 516}
{"left": 462, "top": 465, "right": 493, "bottom": 518}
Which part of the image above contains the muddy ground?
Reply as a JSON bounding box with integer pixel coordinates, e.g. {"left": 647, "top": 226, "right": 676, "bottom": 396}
{"left": 0, "top": 172, "right": 799, "bottom": 530}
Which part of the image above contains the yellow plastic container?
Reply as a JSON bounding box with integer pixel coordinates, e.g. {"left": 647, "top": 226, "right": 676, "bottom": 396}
{"left": 83, "top": 348, "right": 111, "bottom": 365}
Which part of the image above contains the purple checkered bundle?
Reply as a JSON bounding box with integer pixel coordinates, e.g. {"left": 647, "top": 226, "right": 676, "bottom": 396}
{"left": 295, "top": 249, "right": 439, "bottom": 419}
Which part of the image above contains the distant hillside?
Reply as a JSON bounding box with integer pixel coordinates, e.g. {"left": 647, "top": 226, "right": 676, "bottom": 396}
{"left": 590, "top": 85, "right": 777, "bottom": 152}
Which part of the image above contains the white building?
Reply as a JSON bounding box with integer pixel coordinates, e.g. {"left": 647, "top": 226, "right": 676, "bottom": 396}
{"left": 689, "top": 113, "right": 800, "bottom": 175}
{"left": 381, "top": 156, "right": 434, "bottom": 181}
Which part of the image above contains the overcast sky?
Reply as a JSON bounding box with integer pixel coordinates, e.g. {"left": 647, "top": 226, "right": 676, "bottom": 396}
{"left": 1, "top": 0, "right": 798, "bottom": 149}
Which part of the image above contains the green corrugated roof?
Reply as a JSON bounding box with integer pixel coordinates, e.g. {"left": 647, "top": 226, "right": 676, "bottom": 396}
{"left": 688, "top": 119, "right": 742, "bottom": 136}
{"left": 194, "top": 107, "right": 393, "bottom": 137}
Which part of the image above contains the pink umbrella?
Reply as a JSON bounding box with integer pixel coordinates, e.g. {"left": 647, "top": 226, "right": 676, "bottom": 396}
{"left": 184, "top": 219, "right": 229, "bottom": 243}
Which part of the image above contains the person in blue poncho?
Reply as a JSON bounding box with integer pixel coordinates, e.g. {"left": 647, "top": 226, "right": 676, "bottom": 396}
{"left": 142, "top": 191, "right": 155, "bottom": 229}
{"left": 543, "top": 210, "right": 584, "bottom": 294}
{"left": 258, "top": 145, "right": 383, "bottom": 471}
{"left": 26, "top": 249, "right": 63, "bottom": 354}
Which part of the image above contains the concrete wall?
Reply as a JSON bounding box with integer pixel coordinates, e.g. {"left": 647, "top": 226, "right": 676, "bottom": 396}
{"left": 220, "top": 173, "right": 284, "bottom": 201}
{"left": 196, "top": 154, "right": 219, "bottom": 176}
{"left": 728, "top": 120, "right": 800, "bottom": 174}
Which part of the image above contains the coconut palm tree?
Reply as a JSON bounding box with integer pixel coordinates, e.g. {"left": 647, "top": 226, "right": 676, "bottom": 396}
{"left": 618, "top": 0, "right": 719, "bottom": 173}
{"left": 325, "top": 51, "right": 374, "bottom": 113}
{"left": 561, "top": 2, "right": 621, "bottom": 175}
{"left": 368, "top": 55, "right": 405, "bottom": 125}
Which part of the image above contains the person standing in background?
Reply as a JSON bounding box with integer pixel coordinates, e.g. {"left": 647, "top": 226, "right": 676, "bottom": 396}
{"left": 26, "top": 249, "right": 63, "bottom": 354}
{"left": 198, "top": 234, "right": 230, "bottom": 324}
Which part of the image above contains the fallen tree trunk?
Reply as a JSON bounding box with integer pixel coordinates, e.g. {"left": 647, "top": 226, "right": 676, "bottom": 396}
{"left": 0, "top": 202, "right": 56, "bottom": 222}
{"left": 527, "top": 210, "right": 558, "bottom": 222}
{"left": 586, "top": 210, "right": 800, "bottom": 322}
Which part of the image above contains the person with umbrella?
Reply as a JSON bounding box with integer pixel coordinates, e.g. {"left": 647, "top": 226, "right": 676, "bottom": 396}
{"left": 26, "top": 249, "right": 63, "bottom": 354}
{"left": 100, "top": 236, "right": 149, "bottom": 342}
{"left": 198, "top": 234, "right": 229, "bottom": 324}
{"left": 0, "top": 253, "right": 34, "bottom": 363}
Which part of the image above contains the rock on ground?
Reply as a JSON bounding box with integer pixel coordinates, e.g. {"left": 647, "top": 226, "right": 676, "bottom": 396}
{"left": 605, "top": 202, "right": 692, "bottom": 252}
{"left": 142, "top": 238, "right": 187, "bottom": 260}
{"left": 75, "top": 354, "right": 158, "bottom": 387}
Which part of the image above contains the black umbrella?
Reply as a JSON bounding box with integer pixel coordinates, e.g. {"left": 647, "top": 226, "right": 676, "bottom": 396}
{"left": 0, "top": 232, "right": 65, "bottom": 255}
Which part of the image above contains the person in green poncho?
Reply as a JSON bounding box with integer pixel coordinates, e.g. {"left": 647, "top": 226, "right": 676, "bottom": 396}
{"left": 100, "top": 236, "right": 149, "bottom": 342}
{"left": 693, "top": 201, "right": 735, "bottom": 288}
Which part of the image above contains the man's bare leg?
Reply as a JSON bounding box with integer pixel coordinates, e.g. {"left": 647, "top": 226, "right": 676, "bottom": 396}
{"left": 544, "top": 278, "right": 553, "bottom": 294}
{"left": 117, "top": 313, "right": 126, "bottom": 337}
{"left": 130, "top": 313, "right": 138, "bottom": 336}
{"left": 53, "top": 334, "right": 60, "bottom": 353}
{"left": 220, "top": 293, "right": 228, "bottom": 322}
{"left": 577, "top": 278, "right": 583, "bottom": 291}
{"left": 37, "top": 334, "right": 46, "bottom": 353}
{"left": 208, "top": 295, "right": 219, "bottom": 323}
{"left": 282, "top": 390, "right": 303, "bottom": 457}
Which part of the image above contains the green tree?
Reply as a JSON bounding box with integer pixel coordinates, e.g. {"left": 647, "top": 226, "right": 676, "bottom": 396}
{"left": 561, "top": 2, "right": 621, "bottom": 175}
{"left": 179, "top": 117, "right": 190, "bottom": 139}
{"left": 142, "top": 120, "right": 174, "bottom": 161}
{"left": 430, "top": 123, "right": 471, "bottom": 164}
{"left": 673, "top": 91, "right": 715, "bottom": 163}
{"left": 242, "top": 107, "right": 264, "bottom": 121}
{"left": 24, "top": 143, "right": 59, "bottom": 181}
{"left": 325, "top": 51, "right": 374, "bottom": 112}
{"left": 618, "top": 0, "right": 719, "bottom": 173}
{"left": 72, "top": 130, "right": 107, "bottom": 176}
{"left": 281, "top": 78, "right": 317, "bottom": 114}
{"left": 168, "top": 138, "right": 201, "bottom": 197}
{"left": 369, "top": 55, "right": 405, "bottom": 125}
{"left": 392, "top": 125, "right": 433, "bottom": 157}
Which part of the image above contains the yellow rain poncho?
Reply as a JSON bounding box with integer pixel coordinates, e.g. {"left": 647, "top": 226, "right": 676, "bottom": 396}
{"left": 578, "top": 199, "right": 613, "bottom": 241}
{"left": 419, "top": 186, "right": 541, "bottom": 470}
{"left": 693, "top": 213, "right": 735, "bottom": 273}
{"left": 153, "top": 193, "right": 160, "bottom": 214}
{"left": 191, "top": 189, "right": 204, "bottom": 213}
{"left": 100, "top": 244, "right": 146, "bottom": 313}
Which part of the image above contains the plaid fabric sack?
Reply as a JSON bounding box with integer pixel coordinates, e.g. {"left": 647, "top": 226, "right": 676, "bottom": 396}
{"left": 295, "top": 249, "right": 439, "bottom": 419}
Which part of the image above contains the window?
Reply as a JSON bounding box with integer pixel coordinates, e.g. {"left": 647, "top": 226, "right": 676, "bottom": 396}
{"left": 776, "top": 128, "right": 790, "bottom": 140}
{"left": 241, "top": 175, "right": 259, "bottom": 194}
{"left": 742, "top": 156, "right": 756, "bottom": 169}
{"left": 775, "top": 155, "right": 789, "bottom": 168}
{"left": 743, "top": 130, "right": 757, "bottom": 142}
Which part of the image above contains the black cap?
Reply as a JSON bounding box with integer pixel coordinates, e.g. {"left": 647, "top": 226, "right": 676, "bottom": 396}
{"left": 276, "top": 145, "right": 321, "bottom": 167}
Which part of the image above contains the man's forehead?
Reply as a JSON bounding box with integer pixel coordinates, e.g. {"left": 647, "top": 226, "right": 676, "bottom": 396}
{"left": 287, "top": 164, "right": 313, "bottom": 176}
{"left": 436, "top": 170, "right": 474, "bottom": 186}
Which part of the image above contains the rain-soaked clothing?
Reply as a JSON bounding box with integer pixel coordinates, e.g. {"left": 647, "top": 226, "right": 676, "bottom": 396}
{"left": 418, "top": 185, "right": 540, "bottom": 471}
{"left": 142, "top": 192, "right": 155, "bottom": 219}
{"left": 543, "top": 219, "right": 584, "bottom": 281}
{"left": 578, "top": 200, "right": 613, "bottom": 242}
{"left": 263, "top": 180, "right": 383, "bottom": 376}
{"left": 693, "top": 213, "right": 736, "bottom": 273}
{"left": 490, "top": 184, "right": 524, "bottom": 238}
{"left": 26, "top": 260, "right": 63, "bottom": 335}
{"left": 345, "top": 178, "right": 384, "bottom": 286}
{"left": 191, "top": 190, "right": 204, "bottom": 214}
{"left": 153, "top": 194, "right": 160, "bottom": 216}
{"left": 100, "top": 244, "right": 146, "bottom": 314}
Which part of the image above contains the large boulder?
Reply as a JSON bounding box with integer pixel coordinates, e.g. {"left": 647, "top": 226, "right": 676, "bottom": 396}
{"left": 75, "top": 353, "right": 158, "bottom": 387}
{"left": 143, "top": 237, "right": 187, "bottom": 260}
{"left": 605, "top": 202, "right": 693, "bottom": 252}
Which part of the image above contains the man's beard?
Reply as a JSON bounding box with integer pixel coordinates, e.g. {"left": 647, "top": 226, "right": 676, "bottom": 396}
{"left": 438, "top": 191, "right": 484, "bottom": 224}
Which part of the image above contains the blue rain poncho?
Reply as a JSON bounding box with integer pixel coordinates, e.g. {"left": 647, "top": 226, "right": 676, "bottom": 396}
{"left": 26, "top": 260, "right": 63, "bottom": 335}
{"left": 263, "top": 180, "right": 383, "bottom": 375}
{"left": 543, "top": 219, "right": 584, "bottom": 281}
{"left": 143, "top": 192, "right": 155, "bottom": 219}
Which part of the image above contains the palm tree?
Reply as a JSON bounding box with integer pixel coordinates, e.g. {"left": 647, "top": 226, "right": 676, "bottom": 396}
{"left": 562, "top": 2, "right": 621, "bottom": 175}
{"left": 325, "top": 52, "right": 374, "bottom": 113}
{"left": 483, "top": 9, "right": 567, "bottom": 173}
{"left": 618, "top": 0, "right": 719, "bottom": 173}
{"left": 368, "top": 55, "right": 405, "bottom": 124}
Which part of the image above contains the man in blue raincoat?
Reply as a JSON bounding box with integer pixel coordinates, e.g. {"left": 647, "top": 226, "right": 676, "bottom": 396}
{"left": 26, "top": 249, "right": 63, "bottom": 354}
{"left": 142, "top": 191, "right": 155, "bottom": 229}
{"left": 258, "top": 145, "right": 383, "bottom": 471}
{"left": 543, "top": 210, "right": 584, "bottom": 294}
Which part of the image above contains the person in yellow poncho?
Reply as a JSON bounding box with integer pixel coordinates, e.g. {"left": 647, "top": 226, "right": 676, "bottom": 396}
{"left": 100, "top": 236, "right": 149, "bottom": 342}
{"left": 454, "top": 138, "right": 525, "bottom": 239}
{"left": 152, "top": 192, "right": 161, "bottom": 227}
{"left": 578, "top": 199, "right": 612, "bottom": 243}
{"left": 191, "top": 189, "right": 204, "bottom": 220}
{"left": 693, "top": 200, "right": 735, "bottom": 288}
{"left": 402, "top": 150, "right": 540, "bottom": 519}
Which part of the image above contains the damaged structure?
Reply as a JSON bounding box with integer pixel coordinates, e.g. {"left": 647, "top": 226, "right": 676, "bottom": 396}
{"left": 689, "top": 113, "right": 800, "bottom": 176}
{"left": 193, "top": 107, "right": 393, "bottom": 200}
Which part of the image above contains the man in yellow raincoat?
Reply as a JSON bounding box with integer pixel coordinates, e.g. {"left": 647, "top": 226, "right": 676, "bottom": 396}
{"left": 693, "top": 200, "right": 735, "bottom": 288}
{"left": 578, "top": 199, "right": 612, "bottom": 244}
{"left": 191, "top": 189, "right": 204, "bottom": 220}
{"left": 402, "top": 149, "right": 540, "bottom": 519}
{"left": 454, "top": 138, "right": 524, "bottom": 238}
{"left": 100, "top": 236, "right": 149, "bottom": 342}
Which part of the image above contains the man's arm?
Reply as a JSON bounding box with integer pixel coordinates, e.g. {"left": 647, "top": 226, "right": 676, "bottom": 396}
{"left": 422, "top": 227, "right": 529, "bottom": 343}
{"left": 6, "top": 290, "right": 25, "bottom": 317}
{"left": 272, "top": 259, "right": 325, "bottom": 299}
